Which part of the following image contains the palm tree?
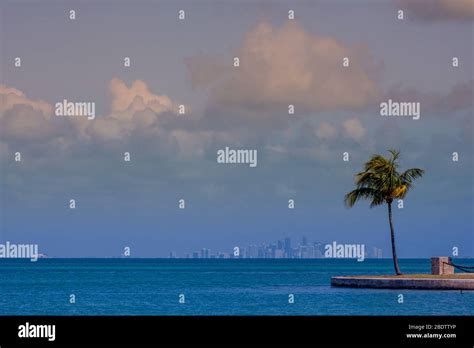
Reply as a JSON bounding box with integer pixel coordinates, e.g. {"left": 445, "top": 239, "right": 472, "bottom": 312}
{"left": 344, "top": 150, "right": 424, "bottom": 275}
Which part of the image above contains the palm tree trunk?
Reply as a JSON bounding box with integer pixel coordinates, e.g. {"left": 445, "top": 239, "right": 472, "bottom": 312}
{"left": 387, "top": 201, "right": 402, "bottom": 275}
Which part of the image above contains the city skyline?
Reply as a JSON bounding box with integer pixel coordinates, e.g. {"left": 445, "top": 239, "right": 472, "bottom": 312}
{"left": 168, "top": 235, "right": 384, "bottom": 259}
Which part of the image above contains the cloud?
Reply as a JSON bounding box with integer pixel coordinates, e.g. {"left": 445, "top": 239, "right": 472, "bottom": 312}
{"left": 75, "top": 79, "right": 189, "bottom": 146}
{"left": 186, "top": 22, "right": 379, "bottom": 121}
{"left": 108, "top": 78, "right": 181, "bottom": 120}
{"left": 398, "top": 0, "right": 474, "bottom": 21}
{"left": 343, "top": 118, "right": 366, "bottom": 141}
{"left": 0, "top": 80, "right": 194, "bottom": 157}
{"left": 0, "top": 85, "right": 52, "bottom": 116}
{"left": 0, "top": 85, "right": 56, "bottom": 143}
{"left": 85, "top": 117, "right": 125, "bottom": 141}
{"left": 381, "top": 80, "right": 473, "bottom": 117}
{"left": 1, "top": 105, "right": 58, "bottom": 142}
{"left": 316, "top": 122, "right": 338, "bottom": 140}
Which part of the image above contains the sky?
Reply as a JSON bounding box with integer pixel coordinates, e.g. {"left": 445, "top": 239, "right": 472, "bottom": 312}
{"left": 0, "top": 0, "right": 473, "bottom": 257}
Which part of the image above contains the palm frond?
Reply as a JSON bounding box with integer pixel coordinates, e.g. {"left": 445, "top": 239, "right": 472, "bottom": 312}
{"left": 400, "top": 168, "right": 424, "bottom": 185}
{"left": 369, "top": 194, "right": 386, "bottom": 208}
{"left": 388, "top": 149, "right": 400, "bottom": 163}
{"left": 344, "top": 187, "right": 379, "bottom": 208}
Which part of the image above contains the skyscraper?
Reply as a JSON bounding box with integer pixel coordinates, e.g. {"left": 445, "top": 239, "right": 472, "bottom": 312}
{"left": 277, "top": 239, "right": 284, "bottom": 250}
{"left": 302, "top": 236, "right": 308, "bottom": 246}
{"left": 284, "top": 237, "right": 292, "bottom": 258}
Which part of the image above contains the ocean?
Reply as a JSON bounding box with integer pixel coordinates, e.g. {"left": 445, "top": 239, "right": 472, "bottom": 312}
{"left": 0, "top": 258, "right": 472, "bottom": 315}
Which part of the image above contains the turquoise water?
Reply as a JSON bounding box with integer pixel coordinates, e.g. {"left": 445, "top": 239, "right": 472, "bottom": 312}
{"left": 0, "top": 258, "right": 472, "bottom": 315}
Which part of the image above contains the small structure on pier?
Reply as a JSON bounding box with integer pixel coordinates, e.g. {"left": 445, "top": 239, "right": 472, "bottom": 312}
{"left": 431, "top": 257, "right": 454, "bottom": 275}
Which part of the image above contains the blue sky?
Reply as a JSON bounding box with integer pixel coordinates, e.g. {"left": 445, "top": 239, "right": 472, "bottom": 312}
{"left": 0, "top": 0, "right": 472, "bottom": 257}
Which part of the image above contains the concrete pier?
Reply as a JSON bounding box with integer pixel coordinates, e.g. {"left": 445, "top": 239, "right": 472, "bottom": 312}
{"left": 331, "top": 274, "right": 474, "bottom": 290}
